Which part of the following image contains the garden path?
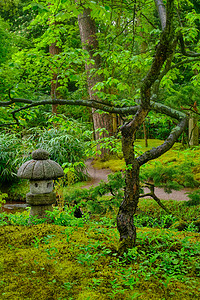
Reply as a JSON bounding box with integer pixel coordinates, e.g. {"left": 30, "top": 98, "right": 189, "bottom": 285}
{"left": 2, "top": 159, "right": 190, "bottom": 213}
{"left": 83, "top": 159, "right": 190, "bottom": 201}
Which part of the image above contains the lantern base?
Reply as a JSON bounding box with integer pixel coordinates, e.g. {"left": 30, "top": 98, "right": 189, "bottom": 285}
{"left": 26, "top": 192, "right": 56, "bottom": 206}
{"left": 28, "top": 204, "right": 54, "bottom": 223}
{"left": 26, "top": 192, "right": 56, "bottom": 223}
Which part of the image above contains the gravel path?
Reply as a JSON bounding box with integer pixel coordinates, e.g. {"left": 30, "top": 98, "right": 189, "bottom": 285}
{"left": 83, "top": 159, "right": 190, "bottom": 201}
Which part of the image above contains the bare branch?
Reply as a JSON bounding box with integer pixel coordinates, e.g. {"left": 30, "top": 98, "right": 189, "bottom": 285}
{"left": 0, "top": 98, "right": 32, "bottom": 107}
{"left": 1, "top": 95, "right": 188, "bottom": 126}
{"left": 141, "top": 13, "right": 157, "bottom": 29}
{"left": 137, "top": 117, "right": 188, "bottom": 166}
{"left": 0, "top": 101, "right": 15, "bottom": 107}
{"left": 150, "top": 100, "right": 186, "bottom": 120}
{"left": 9, "top": 97, "right": 140, "bottom": 116}
{"left": 154, "top": 34, "right": 179, "bottom": 94}
{"left": 11, "top": 111, "right": 19, "bottom": 125}
{"left": 141, "top": 0, "right": 174, "bottom": 107}
{"left": 140, "top": 182, "right": 171, "bottom": 214}
{"left": 178, "top": 32, "right": 200, "bottom": 57}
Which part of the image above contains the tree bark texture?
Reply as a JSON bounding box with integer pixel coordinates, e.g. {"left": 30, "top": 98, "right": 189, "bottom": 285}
{"left": 117, "top": 0, "right": 176, "bottom": 253}
{"left": 49, "top": 41, "right": 61, "bottom": 114}
{"left": 189, "top": 116, "right": 199, "bottom": 146}
{"left": 77, "top": 8, "right": 113, "bottom": 156}
{"left": 117, "top": 129, "right": 140, "bottom": 254}
{"left": 143, "top": 122, "right": 148, "bottom": 147}
{"left": 154, "top": 0, "right": 166, "bottom": 30}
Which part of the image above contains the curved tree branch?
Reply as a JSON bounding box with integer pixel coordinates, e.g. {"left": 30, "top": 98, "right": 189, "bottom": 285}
{"left": 141, "top": 0, "right": 174, "bottom": 107}
{"left": 140, "top": 183, "right": 171, "bottom": 214}
{"left": 0, "top": 95, "right": 187, "bottom": 125}
{"left": 10, "top": 98, "right": 140, "bottom": 116}
{"left": 178, "top": 32, "right": 200, "bottom": 57}
{"left": 0, "top": 98, "right": 32, "bottom": 107}
{"left": 150, "top": 101, "right": 186, "bottom": 120}
{"left": 137, "top": 116, "right": 188, "bottom": 166}
{"left": 141, "top": 13, "right": 157, "bottom": 29}
{"left": 152, "top": 36, "right": 178, "bottom": 95}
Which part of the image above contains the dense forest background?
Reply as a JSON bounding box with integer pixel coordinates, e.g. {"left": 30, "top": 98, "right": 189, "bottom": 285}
{"left": 0, "top": 1, "right": 200, "bottom": 299}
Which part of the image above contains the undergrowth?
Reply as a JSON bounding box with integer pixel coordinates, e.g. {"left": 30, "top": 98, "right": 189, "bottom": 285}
{"left": 1, "top": 140, "right": 200, "bottom": 299}
{"left": 0, "top": 216, "right": 199, "bottom": 300}
{"left": 0, "top": 193, "right": 200, "bottom": 299}
{"left": 93, "top": 140, "right": 200, "bottom": 191}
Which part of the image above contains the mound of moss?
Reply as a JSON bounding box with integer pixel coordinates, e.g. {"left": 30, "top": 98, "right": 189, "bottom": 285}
{"left": 0, "top": 219, "right": 200, "bottom": 300}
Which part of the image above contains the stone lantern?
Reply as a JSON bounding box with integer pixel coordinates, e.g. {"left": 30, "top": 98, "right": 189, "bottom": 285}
{"left": 17, "top": 149, "right": 64, "bottom": 222}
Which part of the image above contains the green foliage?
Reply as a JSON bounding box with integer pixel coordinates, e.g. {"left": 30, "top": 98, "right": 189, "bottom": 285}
{"left": 137, "top": 112, "right": 174, "bottom": 140}
{"left": 0, "top": 193, "right": 7, "bottom": 210}
{"left": 1, "top": 196, "right": 200, "bottom": 233}
{"left": 185, "top": 189, "right": 200, "bottom": 206}
{"left": 46, "top": 207, "right": 89, "bottom": 227}
{"left": 64, "top": 172, "right": 124, "bottom": 214}
{"left": 94, "top": 129, "right": 122, "bottom": 157}
{"left": 0, "top": 210, "right": 29, "bottom": 226}
{"left": 164, "top": 84, "right": 200, "bottom": 110}
{"left": 135, "top": 213, "right": 178, "bottom": 229}
{"left": 18, "top": 107, "right": 51, "bottom": 129}
{"left": 62, "top": 161, "right": 87, "bottom": 184}
{"left": 137, "top": 198, "right": 200, "bottom": 232}
{"left": 0, "top": 114, "right": 92, "bottom": 183}
{"left": 37, "top": 128, "right": 85, "bottom": 164}
{"left": 0, "top": 132, "right": 27, "bottom": 183}
{"left": 0, "top": 217, "right": 199, "bottom": 299}
{"left": 140, "top": 160, "right": 199, "bottom": 191}
{"left": 0, "top": 18, "right": 12, "bottom": 65}
{"left": 34, "top": 120, "right": 90, "bottom": 182}
{"left": 94, "top": 140, "right": 200, "bottom": 191}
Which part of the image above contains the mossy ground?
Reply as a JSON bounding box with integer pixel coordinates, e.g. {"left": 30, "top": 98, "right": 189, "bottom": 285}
{"left": 1, "top": 139, "right": 200, "bottom": 299}
{"left": 0, "top": 209, "right": 200, "bottom": 300}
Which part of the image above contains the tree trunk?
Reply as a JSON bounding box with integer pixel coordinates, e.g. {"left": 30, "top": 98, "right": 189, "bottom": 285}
{"left": 77, "top": 8, "right": 113, "bottom": 156}
{"left": 117, "top": 0, "right": 175, "bottom": 253}
{"left": 117, "top": 108, "right": 148, "bottom": 254}
{"left": 117, "top": 137, "right": 140, "bottom": 254}
{"left": 49, "top": 41, "right": 61, "bottom": 114}
{"left": 143, "top": 121, "right": 148, "bottom": 147}
{"left": 189, "top": 116, "right": 199, "bottom": 146}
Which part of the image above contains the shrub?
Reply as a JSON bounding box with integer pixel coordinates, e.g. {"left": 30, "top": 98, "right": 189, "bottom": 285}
{"left": 140, "top": 160, "right": 199, "bottom": 191}
{"left": 64, "top": 172, "right": 124, "bottom": 214}
{"left": 185, "top": 189, "right": 200, "bottom": 206}
{"left": 0, "top": 133, "right": 31, "bottom": 183}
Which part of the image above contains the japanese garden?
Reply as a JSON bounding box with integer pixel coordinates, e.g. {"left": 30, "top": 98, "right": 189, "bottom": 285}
{"left": 0, "top": 0, "right": 200, "bottom": 299}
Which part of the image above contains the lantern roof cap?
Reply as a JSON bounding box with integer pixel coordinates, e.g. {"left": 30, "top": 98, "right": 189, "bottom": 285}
{"left": 32, "top": 148, "right": 50, "bottom": 160}
{"left": 17, "top": 149, "right": 64, "bottom": 180}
